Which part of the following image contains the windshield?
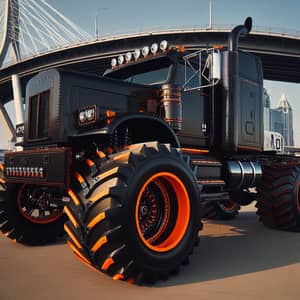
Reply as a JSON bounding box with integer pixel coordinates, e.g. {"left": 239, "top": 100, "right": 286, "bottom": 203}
{"left": 124, "top": 67, "right": 170, "bottom": 85}
{"left": 105, "top": 56, "right": 172, "bottom": 85}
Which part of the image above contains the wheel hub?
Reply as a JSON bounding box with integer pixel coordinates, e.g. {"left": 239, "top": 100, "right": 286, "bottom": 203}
{"left": 18, "top": 184, "right": 64, "bottom": 224}
{"left": 140, "top": 205, "right": 150, "bottom": 217}
{"left": 135, "top": 172, "right": 191, "bottom": 252}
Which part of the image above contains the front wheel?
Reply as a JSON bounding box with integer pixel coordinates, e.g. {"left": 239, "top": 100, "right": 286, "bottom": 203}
{"left": 0, "top": 183, "right": 66, "bottom": 244}
{"left": 65, "top": 143, "right": 202, "bottom": 283}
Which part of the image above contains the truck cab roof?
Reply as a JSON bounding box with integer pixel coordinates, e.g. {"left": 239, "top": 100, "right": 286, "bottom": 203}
{"left": 104, "top": 49, "right": 183, "bottom": 86}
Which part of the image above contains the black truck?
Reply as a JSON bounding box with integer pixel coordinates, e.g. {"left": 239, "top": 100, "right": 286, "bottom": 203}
{"left": 1, "top": 18, "right": 299, "bottom": 284}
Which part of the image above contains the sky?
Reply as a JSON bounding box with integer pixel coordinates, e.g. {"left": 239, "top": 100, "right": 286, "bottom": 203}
{"left": 1, "top": 0, "right": 300, "bottom": 147}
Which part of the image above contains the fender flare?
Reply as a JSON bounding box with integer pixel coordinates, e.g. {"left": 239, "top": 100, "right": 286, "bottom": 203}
{"left": 71, "top": 114, "right": 180, "bottom": 147}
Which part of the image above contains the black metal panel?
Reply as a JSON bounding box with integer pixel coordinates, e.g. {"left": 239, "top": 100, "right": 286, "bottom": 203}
{"left": 220, "top": 50, "right": 264, "bottom": 153}
{"left": 24, "top": 68, "right": 156, "bottom": 146}
{"left": 4, "top": 147, "right": 71, "bottom": 187}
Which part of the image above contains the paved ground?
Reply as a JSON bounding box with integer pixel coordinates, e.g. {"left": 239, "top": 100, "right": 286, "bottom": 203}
{"left": 1, "top": 204, "right": 300, "bottom": 300}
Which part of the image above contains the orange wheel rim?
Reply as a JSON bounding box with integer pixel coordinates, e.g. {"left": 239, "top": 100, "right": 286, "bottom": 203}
{"left": 17, "top": 184, "right": 63, "bottom": 224}
{"left": 135, "top": 172, "right": 190, "bottom": 252}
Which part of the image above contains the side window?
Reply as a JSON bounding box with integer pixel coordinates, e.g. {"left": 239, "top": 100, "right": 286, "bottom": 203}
{"left": 239, "top": 52, "right": 259, "bottom": 82}
{"left": 125, "top": 67, "right": 170, "bottom": 85}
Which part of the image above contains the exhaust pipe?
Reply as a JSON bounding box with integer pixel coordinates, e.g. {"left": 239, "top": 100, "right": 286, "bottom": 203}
{"left": 228, "top": 17, "right": 252, "bottom": 52}
{"left": 221, "top": 17, "right": 253, "bottom": 153}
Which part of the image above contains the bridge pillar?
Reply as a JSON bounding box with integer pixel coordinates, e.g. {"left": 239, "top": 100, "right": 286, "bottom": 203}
{"left": 0, "top": 0, "right": 21, "bottom": 67}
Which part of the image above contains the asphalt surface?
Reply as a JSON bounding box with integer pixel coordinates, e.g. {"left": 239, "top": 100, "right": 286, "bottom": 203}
{"left": 1, "top": 204, "right": 300, "bottom": 300}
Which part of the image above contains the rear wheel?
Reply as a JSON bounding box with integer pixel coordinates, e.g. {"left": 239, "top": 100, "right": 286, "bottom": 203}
{"left": 0, "top": 183, "right": 66, "bottom": 244}
{"left": 256, "top": 164, "right": 300, "bottom": 231}
{"left": 204, "top": 199, "right": 240, "bottom": 220}
{"left": 65, "top": 143, "right": 202, "bottom": 284}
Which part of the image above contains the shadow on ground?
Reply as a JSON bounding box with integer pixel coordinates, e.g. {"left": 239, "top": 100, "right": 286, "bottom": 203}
{"left": 158, "top": 211, "right": 300, "bottom": 287}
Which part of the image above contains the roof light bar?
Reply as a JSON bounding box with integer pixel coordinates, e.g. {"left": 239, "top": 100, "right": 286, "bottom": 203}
{"left": 151, "top": 43, "right": 159, "bottom": 54}
{"left": 142, "top": 46, "right": 150, "bottom": 57}
{"left": 111, "top": 40, "right": 170, "bottom": 68}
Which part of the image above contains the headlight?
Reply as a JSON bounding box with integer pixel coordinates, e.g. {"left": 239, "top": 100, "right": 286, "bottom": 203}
{"left": 151, "top": 43, "right": 159, "bottom": 54}
{"left": 125, "top": 52, "right": 132, "bottom": 62}
{"left": 142, "top": 46, "right": 150, "bottom": 57}
{"left": 16, "top": 123, "right": 24, "bottom": 137}
{"left": 118, "top": 55, "right": 124, "bottom": 65}
{"left": 79, "top": 111, "right": 86, "bottom": 123}
{"left": 111, "top": 58, "right": 117, "bottom": 67}
{"left": 86, "top": 108, "right": 95, "bottom": 121}
{"left": 134, "top": 49, "right": 141, "bottom": 60}
{"left": 160, "top": 40, "right": 168, "bottom": 51}
{"left": 78, "top": 106, "right": 96, "bottom": 126}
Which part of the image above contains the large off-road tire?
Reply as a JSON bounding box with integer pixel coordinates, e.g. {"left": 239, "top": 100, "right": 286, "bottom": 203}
{"left": 256, "top": 164, "right": 300, "bottom": 231}
{"left": 204, "top": 199, "right": 240, "bottom": 220}
{"left": 65, "top": 142, "right": 202, "bottom": 284}
{"left": 0, "top": 183, "right": 66, "bottom": 244}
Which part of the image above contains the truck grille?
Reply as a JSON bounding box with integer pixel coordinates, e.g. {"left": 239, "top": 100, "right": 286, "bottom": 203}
{"left": 28, "top": 90, "right": 50, "bottom": 140}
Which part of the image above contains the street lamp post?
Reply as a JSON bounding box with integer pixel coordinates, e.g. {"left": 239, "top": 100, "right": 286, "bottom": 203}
{"left": 95, "top": 8, "right": 108, "bottom": 40}
{"left": 209, "top": 0, "right": 213, "bottom": 29}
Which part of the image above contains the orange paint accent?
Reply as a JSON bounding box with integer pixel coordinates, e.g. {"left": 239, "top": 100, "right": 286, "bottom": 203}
{"left": 75, "top": 254, "right": 100, "bottom": 273}
{"left": 213, "top": 45, "right": 224, "bottom": 49}
{"left": 126, "top": 278, "right": 135, "bottom": 284}
{"left": 86, "top": 159, "right": 95, "bottom": 167}
{"left": 197, "top": 179, "right": 225, "bottom": 184}
{"left": 220, "top": 199, "right": 237, "bottom": 211}
{"left": 91, "top": 236, "right": 107, "bottom": 253}
{"left": 112, "top": 152, "right": 130, "bottom": 161}
{"left": 67, "top": 189, "right": 81, "bottom": 206}
{"left": 106, "top": 110, "right": 116, "bottom": 118}
{"left": 88, "top": 189, "right": 109, "bottom": 204}
{"left": 67, "top": 240, "right": 90, "bottom": 265}
{"left": 101, "top": 258, "right": 114, "bottom": 271}
{"left": 0, "top": 164, "right": 4, "bottom": 171}
{"left": 192, "top": 160, "right": 220, "bottom": 165}
{"left": 75, "top": 172, "right": 85, "bottom": 184}
{"left": 64, "top": 224, "right": 82, "bottom": 249}
{"left": 135, "top": 172, "right": 190, "bottom": 252}
{"left": 106, "top": 147, "right": 114, "bottom": 155}
{"left": 176, "top": 45, "right": 185, "bottom": 52}
{"left": 97, "top": 151, "right": 106, "bottom": 159}
{"left": 181, "top": 148, "right": 209, "bottom": 154}
{"left": 64, "top": 206, "right": 79, "bottom": 228}
{"left": 164, "top": 118, "right": 183, "bottom": 123}
{"left": 96, "top": 167, "right": 119, "bottom": 182}
{"left": 123, "top": 144, "right": 139, "bottom": 151}
{"left": 87, "top": 212, "right": 106, "bottom": 229}
{"left": 238, "top": 145, "right": 262, "bottom": 152}
{"left": 113, "top": 274, "right": 124, "bottom": 281}
{"left": 0, "top": 178, "right": 6, "bottom": 184}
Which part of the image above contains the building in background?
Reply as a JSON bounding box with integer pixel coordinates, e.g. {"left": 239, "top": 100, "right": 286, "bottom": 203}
{"left": 263, "top": 89, "right": 271, "bottom": 131}
{"left": 264, "top": 89, "right": 294, "bottom": 146}
{"left": 0, "top": 149, "right": 5, "bottom": 164}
